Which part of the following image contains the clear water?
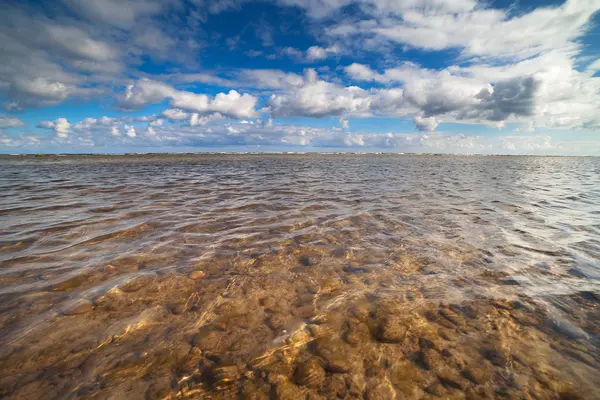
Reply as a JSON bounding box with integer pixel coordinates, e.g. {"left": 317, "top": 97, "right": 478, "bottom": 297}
{"left": 0, "top": 154, "right": 598, "bottom": 399}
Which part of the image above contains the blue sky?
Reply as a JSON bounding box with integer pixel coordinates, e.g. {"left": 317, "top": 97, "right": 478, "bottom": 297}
{"left": 1, "top": 0, "right": 599, "bottom": 154}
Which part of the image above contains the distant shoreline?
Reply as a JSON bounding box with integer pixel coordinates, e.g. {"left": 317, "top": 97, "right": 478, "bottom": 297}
{"left": 0, "top": 152, "right": 594, "bottom": 159}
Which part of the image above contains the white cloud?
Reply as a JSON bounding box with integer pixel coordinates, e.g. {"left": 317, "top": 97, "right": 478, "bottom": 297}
{"left": 413, "top": 115, "right": 438, "bottom": 132}
{"left": 0, "top": 115, "right": 24, "bottom": 129}
{"left": 37, "top": 117, "right": 71, "bottom": 139}
{"left": 339, "top": 117, "right": 349, "bottom": 129}
{"left": 44, "top": 24, "right": 117, "bottom": 62}
{"left": 162, "top": 108, "right": 190, "bottom": 121}
{"left": 125, "top": 125, "right": 137, "bottom": 137}
{"left": 10, "top": 78, "right": 72, "bottom": 104}
{"left": 344, "top": 49, "right": 600, "bottom": 130}
{"left": 327, "top": 0, "right": 600, "bottom": 61}
{"left": 111, "top": 126, "right": 120, "bottom": 136}
{"left": 120, "top": 79, "right": 259, "bottom": 119}
{"left": 267, "top": 69, "right": 373, "bottom": 117}
{"left": 62, "top": 0, "right": 164, "bottom": 29}
{"left": 305, "top": 45, "right": 340, "bottom": 61}
{"left": 189, "top": 112, "right": 224, "bottom": 126}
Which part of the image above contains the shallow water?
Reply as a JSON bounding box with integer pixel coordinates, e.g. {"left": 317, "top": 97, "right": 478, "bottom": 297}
{"left": 0, "top": 154, "right": 599, "bottom": 399}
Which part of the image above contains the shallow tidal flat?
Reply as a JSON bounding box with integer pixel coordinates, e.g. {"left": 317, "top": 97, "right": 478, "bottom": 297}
{"left": 0, "top": 154, "right": 599, "bottom": 399}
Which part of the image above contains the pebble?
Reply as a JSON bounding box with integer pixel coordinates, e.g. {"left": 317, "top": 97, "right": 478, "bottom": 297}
{"left": 188, "top": 270, "right": 206, "bottom": 280}
{"left": 265, "top": 314, "right": 286, "bottom": 331}
{"left": 63, "top": 299, "right": 93, "bottom": 315}
{"left": 213, "top": 365, "right": 239, "bottom": 383}
{"left": 170, "top": 303, "right": 186, "bottom": 315}
{"left": 425, "top": 382, "right": 445, "bottom": 396}
{"left": 313, "top": 337, "right": 355, "bottom": 373}
{"left": 439, "top": 328, "right": 458, "bottom": 341}
{"left": 345, "top": 374, "right": 364, "bottom": 398}
{"left": 120, "top": 274, "right": 155, "bottom": 293}
{"left": 272, "top": 379, "right": 305, "bottom": 400}
{"left": 294, "top": 358, "right": 325, "bottom": 388}
{"left": 321, "top": 375, "right": 347, "bottom": 398}
{"left": 463, "top": 365, "right": 492, "bottom": 384}
{"left": 421, "top": 348, "right": 444, "bottom": 370}
{"left": 436, "top": 365, "right": 469, "bottom": 390}
{"left": 418, "top": 336, "right": 437, "bottom": 349}
{"left": 145, "top": 379, "right": 171, "bottom": 400}
{"left": 439, "top": 307, "right": 464, "bottom": 327}
{"left": 344, "top": 319, "right": 371, "bottom": 346}
{"left": 481, "top": 347, "right": 508, "bottom": 367}
{"left": 365, "top": 381, "right": 395, "bottom": 400}
{"left": 192, "top": 329, "right": 222, "bottom": 350}
{"left": 180, "top": 347, "right": 202, "bottom": 372}
{"left": 376, "top": 316, "right": 407, "bottom": 343}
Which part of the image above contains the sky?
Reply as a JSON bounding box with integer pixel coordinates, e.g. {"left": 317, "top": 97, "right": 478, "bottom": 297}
{"left": 0, "top": 0, "right": 600, "bottom": 155}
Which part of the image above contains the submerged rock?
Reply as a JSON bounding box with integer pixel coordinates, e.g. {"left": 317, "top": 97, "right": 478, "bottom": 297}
{"left": 188, "top": 270, "right": 206, "bottom": 280}
{"left": 313, "top": 336, "right": 357, "bottom": 373}
{"left": 63, "top": 299, "right": 93, "bottom": 315}
{"left": 376, "top": 316, "right": 407, "bottom": 343}
{"left": 294, "top": 358, "right": 325, "bottom": 388}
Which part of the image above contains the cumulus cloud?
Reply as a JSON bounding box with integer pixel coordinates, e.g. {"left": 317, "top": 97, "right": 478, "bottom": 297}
{"left": 125, "top": 125, "right": 137, "bottom": 138}
{"left": 37, "top": 117, "right": 71, "bottom": 139}
{"left": 339, "top": 117, "right": 349, "bottom": 129}
{"left": 190, "top": 112, "right": 224, "bottom": 126}
{"left": 266, "top": 66, "right": 549, "bottom": 130}
{"left": 0, "top": 1, "right": 203, "bottom": 108}
{"left": 63, "top": 0, "right": 164, "bottom": 29}
{"left": 0, "top": 115, "right": 24, "bottom": 129}
{"left": 413, "top": 115, "right": 438, "bottom": 132}
{"left": 120, "top": 79, "right": 259, "bottom": 119}
{"left": 267, "top": 69, "right": 374, "bottom": 117}
{"left": 344, "top": 51, "right": 600, "bottom": 130}
{"left": 2, "top": 0, "right": 600, "bottom": 154}
{"left": 305, "top": 45, "right": 341, "bottom": 61}
{"left": 326, "top": 0, "right": 600, "bottom": 60}
{"left": 15, "top": 111, "right": 598, "bottom": 155}
{"left": 162, "top": 108, "right": 190, "bottom": 121}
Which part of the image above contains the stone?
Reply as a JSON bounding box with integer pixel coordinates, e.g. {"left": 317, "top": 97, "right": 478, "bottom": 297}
{"left": 213, "top": 365, "right": 240, "bottom": 384}
{"left": 418, "top": 336, "right": 437, "bottom": 349}
{"left": 180, "top": 347, "right": 202, "bottom": 372}
{"left": 120, "top": 274, "right": 155, "bottom": 292}
{"left": 344, "top": 319, "right": 371, "bottom": 346}
{"left": 438, "top": 328, "right": 458, "bottom": 341}
{"left": 439, "top": 307, "right": 464, "bottom": 327}
{"left": 188, "top": 270, "right": 206, "bottom": 280}
{"left": 345, "top": 374, "right": 365, "bottom": 398}
{"left": 481, "top": 347, "right": 508, "bottom": 367}
{"left": 313, "top": 337, "right": 355, "bottom": 373}
{"left": 272, "top": 379, "right": 305, "bottom": 400}
{"left": 436, "top": 366, "right": 469, "bottom": 390}
{"left": 466, "top": 386, "right": 494, "bottom": 400}
{"left": 365, "top": 381, "right": 395, "bottom": 400}
{"left": 63, "top": 299, "right": 93, "bottom": 315}
{"left": 146, "top": 379, "right": 171, "bottom": 400}
{"left": 170, "top": 303, "right": 186, "bottom": 315}
{"left": 425, "top": 382, "right": 445, "bottom": 396}
{"left": 265, "top": 313, "right": 287, "bottom": 331}
{"left": 320, "top": 375, "right": 347, "bottom": 399}
{"left": 192, "top": 329, "right": 222, "bottom": 350}
{"left": 463, "top": 365, "right": 492, "bottom": 384}
{"left": 376, "top": 316, "right": 407, "bottom": 343}
{"left": 421, "top": 348, "right": 444, "bottom": 370}
{"left": 240, "top": 382, "right": 269, "bottom": 400}
{"left": 294, "top": 358, "right": 325, "bottom": 388}
{"left": 389, "top": 361, "right": 427, "bottom": 398}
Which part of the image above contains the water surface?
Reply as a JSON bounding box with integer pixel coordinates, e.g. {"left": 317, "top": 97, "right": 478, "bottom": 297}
{"left": 0, "top": 154, "right": 599, "bottom": 399}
